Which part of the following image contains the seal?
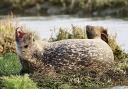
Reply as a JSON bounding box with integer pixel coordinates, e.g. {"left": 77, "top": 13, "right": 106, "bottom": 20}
{"left": 16, "top": 26, "right": 114, "bottom": 74}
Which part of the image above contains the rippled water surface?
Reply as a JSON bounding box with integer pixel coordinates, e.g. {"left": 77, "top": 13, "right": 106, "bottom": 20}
{"left": 14, "top": 16, "right": 128, "bottom": 52}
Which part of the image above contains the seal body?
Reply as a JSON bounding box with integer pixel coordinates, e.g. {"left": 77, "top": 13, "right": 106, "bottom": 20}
{"left": 17, "top": 38, "right": 114, "bottom": 73}
{"left": 15, "top": 26, "right": 114, "bottom": 74}
{"left": 42, "top": 39, "right": 114, "bottom": 71}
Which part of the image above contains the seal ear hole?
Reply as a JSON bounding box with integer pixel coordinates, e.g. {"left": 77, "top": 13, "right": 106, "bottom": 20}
{"left": 101, "top": 33, "right": 108, "bottom": 43}
{"left": 33, "top": 38, "right": 35, "bottom": 41}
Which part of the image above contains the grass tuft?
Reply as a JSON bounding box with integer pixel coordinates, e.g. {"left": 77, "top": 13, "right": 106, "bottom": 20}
{"left": 0, "top": 53, "right": 21, "bottom": 76}
{"left": 2, "top": 74, "right": 38, "bottom": 89}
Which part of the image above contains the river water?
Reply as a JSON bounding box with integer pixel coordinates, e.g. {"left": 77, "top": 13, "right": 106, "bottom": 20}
{"left": 14, "top": 15, "right": 128, "bottom": 52}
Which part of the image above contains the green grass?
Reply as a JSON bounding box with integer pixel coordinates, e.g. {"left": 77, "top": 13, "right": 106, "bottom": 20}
{"left": 2, "top": 74, "right": 38, "bottom": 89}
{"left": 0, "top": 53, "right": 21, "bottom": 76}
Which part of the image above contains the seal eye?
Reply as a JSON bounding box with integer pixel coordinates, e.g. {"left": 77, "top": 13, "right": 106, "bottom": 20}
{"left": 24, "top": 45, "right": 28, "bottom": 48}
{"left": 33, "top": 38, "right": 35, "bottom": 42}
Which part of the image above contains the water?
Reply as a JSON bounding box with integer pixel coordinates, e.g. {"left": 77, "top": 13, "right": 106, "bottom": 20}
{"left": 14, "top": 15, "right": 128, "bottom": 52}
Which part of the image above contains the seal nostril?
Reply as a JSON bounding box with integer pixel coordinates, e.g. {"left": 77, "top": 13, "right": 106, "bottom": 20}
{"left": 24, "top": 45, "right": 28, "bottom": 48}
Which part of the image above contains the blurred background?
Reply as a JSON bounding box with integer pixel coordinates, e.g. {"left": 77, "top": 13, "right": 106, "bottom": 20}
{"left": 0, "top": 0, "right": 128, "bottom": 17}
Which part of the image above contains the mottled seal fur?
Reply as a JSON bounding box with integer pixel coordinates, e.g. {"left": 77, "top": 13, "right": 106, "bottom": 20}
{"left": 16, "top": 26, "right": 114, "bottom": 74}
